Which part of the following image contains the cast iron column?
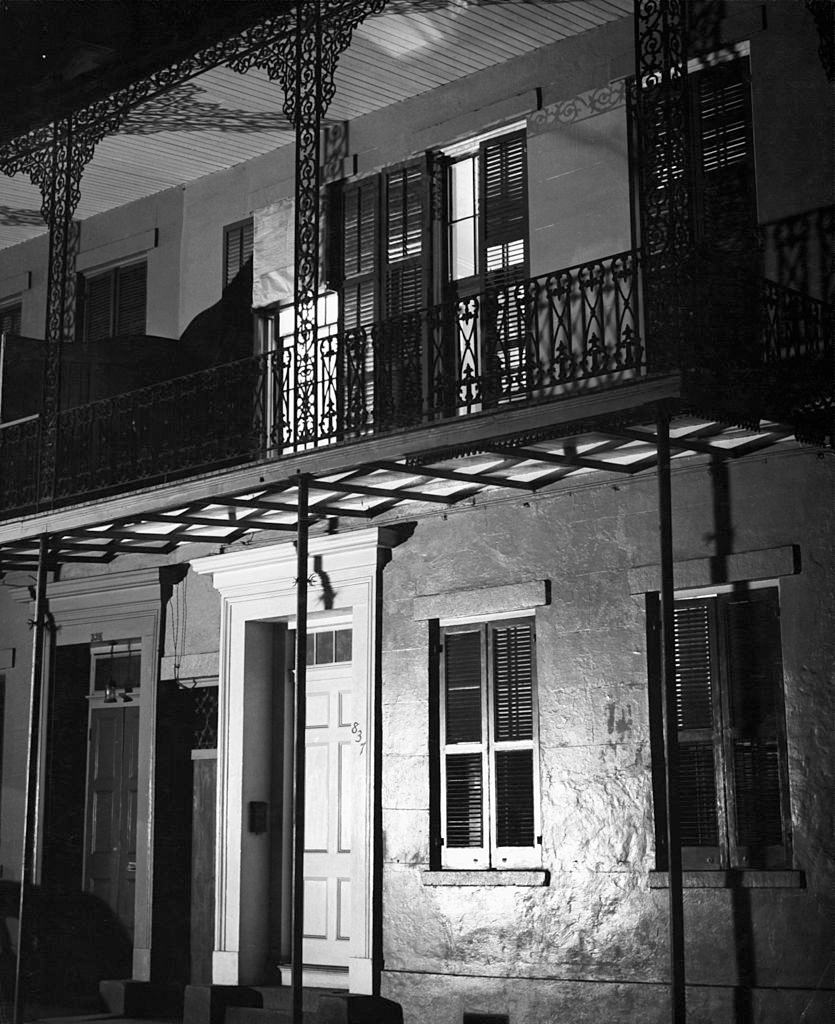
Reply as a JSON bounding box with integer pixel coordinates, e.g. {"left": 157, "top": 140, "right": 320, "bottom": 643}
{"left": 291, "top": 475, "right": 310, "bottom": 1024}
{"left": 633, "top": 0, "right": 693, "bottom": 371}
{"left": 13, "top": 536, "right": 49, "bottom": 1024}
{"left": 657, "top": 415, "right": 686, "bottom": 1024}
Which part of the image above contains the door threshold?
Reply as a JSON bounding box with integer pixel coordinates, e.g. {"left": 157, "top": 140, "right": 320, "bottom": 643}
{"left": 277, "top": 964, "right": 349, "bottom": 990}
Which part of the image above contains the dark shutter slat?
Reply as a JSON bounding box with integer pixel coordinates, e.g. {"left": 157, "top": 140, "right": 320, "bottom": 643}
{"left": 481, "top": 130, "right": 528, "bottom": 289}
{"left": 495, "top": 749, "right": 534, "bottom": 847}
{"left": 115, "top": 263, "right": 147, "bottom": 336}
{"left": 692, "top": 58, "right": 756, "bottom": 255}
{"left": 444, "top": 630, "right": 482, "bottom": 744}
{"left": 0, "top": 304, "right": 21, "bottom": 335}
{"left": 445, "top": 752, "right": 483, "bottom": 847}
{"left": 673, "top": 602, "right": 714, "bottom": 730}
{"left": 225, "top": 229, "right": 241, "bottom": 286}
{"left": 225, "top": 221, "right": 253, "bottom": 287}
{"left": 733, "top": 738, "right": 783, "bottom": 848}
{"left": 722, "top": 590, "right": 786, "bottom": 856}
{"left": 492, "top": 623, "right": 533, "bottom": 742}
{"left": 724, "top": 593, "right": 779, "bottom": 735}
{"left": 85, "top": 273, "right": 113, "bottom": 342}
{"left": 384, "top": 160, "right": 426, "bottom": 316}
{"left": 678, "top": 741, "right": 719, "bottom": 846}
{"left": 342, "top": 177, "right": 379, "bottom": 328}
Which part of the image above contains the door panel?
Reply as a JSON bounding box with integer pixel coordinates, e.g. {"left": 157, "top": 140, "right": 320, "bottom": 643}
{"left": 303, "top": 667, "right": 354, "bottom": 967}
{"left": 85, "top": 706, "right": 139, "bottom": 938}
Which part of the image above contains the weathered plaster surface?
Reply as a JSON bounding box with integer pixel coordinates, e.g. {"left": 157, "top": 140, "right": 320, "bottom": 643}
{"left": 379, "top": 448, "right": 834, "bottom": 1020}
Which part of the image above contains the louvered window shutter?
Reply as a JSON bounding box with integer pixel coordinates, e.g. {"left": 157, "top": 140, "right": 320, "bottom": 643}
{"left": 490, "top": 621, "right": 538, "bottom": 862}
{"left": 379, "top": 157, "right": 430, "bottom": 428}
{"left": 225, "top": 220, "right": 254, "bottom": 288}
{"left": 342, "top": 177, "right": 379, "bottom": 331}
{"left": 383, "top": 159, "right": 428, "bottom": 317}
{"left": 692, "top": 58, "right": 756, "bottom": 257}
{"left": 441, "top": 628, "right": 488, "bottom": 867}
{"left": 84, "top": 272, "right": 114, "bottom": 342}
{"left": 672, "top": 599, "right": 722, "bottom": 867}
{"left": 478, "top": 132, "right": 529, "bottom": 402}
{"left": 0, "top": 304, "right": 21, "bottom": 336}
{"left": 115, "top": 263, "right": 147, "bottom": 336}
{"left": 480, "top": 131, "right": 529, "bottom": 288}
{"left": 720, "top": 590, "right": 790, "bottom": 868}
{"left": 339, "top": 176, "right": 379, "bottom": 432}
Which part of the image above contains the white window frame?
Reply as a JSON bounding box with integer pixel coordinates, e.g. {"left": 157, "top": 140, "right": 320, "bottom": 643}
{"left": 439, "top": 616, "right": 542, "bottom": 870}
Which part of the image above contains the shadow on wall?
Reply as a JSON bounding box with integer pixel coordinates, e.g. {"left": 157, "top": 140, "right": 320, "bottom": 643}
{"left": 180, "top": 257, "right": 255, "bottom": 368}
{"left": 0, "top": 880, "right": 132, "bottom": 1011}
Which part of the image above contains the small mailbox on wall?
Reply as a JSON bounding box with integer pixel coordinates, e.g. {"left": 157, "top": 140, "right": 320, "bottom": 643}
{"left": 248, "top": 801, "right": 268, "bottom": 834}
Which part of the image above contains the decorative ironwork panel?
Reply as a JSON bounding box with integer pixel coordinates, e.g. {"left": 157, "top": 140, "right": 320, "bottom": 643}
{"left": 0, "top": 417, "right": 40, "bottom": 516}
{"left": 192, "top": 686, "right": 219, "bottom": 751}
{"left": 52, "top": 353, "right": 270, "bottom": 504}
{"left": 633, "top": 0, "right": 693, "bottom": 369}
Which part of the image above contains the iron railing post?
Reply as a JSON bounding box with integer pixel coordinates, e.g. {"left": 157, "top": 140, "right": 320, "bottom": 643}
{"left": 656, "top": 414, "right": 686, "bottom": 1024}
{"left": 13, "top": 535, "right": 49, "bottom": 1024}
{"left": 291, "top": 474, "right": 310, "bottom": 1024}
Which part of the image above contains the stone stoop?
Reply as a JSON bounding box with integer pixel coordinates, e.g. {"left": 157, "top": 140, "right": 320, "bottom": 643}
{"left": 99, "top": 980, "right": 184, "bottom": 1018}
{"left": 184, "top": 986, "right": 402, "bottom": 1024}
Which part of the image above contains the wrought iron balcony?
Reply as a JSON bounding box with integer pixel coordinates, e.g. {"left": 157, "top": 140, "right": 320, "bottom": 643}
{"left": 0, "top": 253, "right": 831, "bottom": 521}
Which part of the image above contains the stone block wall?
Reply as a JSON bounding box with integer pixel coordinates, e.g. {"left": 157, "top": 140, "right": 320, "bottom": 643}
{"left": 378, "top": 446, "right": 834, "bottom": 1024}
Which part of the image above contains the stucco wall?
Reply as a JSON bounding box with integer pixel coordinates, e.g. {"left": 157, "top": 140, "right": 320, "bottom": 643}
{"left": 378, "top": 447, "right": 834, "bottom": 1024}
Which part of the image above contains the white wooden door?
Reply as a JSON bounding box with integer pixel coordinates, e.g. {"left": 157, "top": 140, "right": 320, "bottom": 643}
{"left": 303, "top": 662, "right": 355, "bottom": 967}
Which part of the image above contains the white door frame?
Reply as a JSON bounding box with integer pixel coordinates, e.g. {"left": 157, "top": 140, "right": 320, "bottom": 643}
{"left": 192, "top": 527, "right": 389, "bottom": 994}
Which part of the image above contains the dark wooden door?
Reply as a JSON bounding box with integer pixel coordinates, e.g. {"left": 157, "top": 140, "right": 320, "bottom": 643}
{"left": 85, "top": 706, "right": 139, "bottom": 936}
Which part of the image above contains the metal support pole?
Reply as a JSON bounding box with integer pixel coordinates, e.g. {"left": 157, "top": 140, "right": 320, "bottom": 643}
{"left": 291, "top": 475, "right": 310, "bottom": 1024}
{"left": 657, "top": 415, "right": 686, "bottom": 1024}
{"left": 13, "top": 536, "right": 49, "bottom": 1024}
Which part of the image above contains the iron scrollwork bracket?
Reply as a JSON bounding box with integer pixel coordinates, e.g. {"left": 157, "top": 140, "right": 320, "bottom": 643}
{"left": 229, "top": 0, "right": 388, "bottom": 443}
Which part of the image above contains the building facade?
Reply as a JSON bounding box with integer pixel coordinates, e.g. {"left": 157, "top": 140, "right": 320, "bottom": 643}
{"left": 0, "top": 3, "right": 832, "bottom": 1023}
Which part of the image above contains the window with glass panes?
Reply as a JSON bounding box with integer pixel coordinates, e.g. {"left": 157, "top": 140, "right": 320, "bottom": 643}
{"left": 648, "top": 587, "right": 792, "bottom": 870}
{"left": 439, "top": 618, "right": 540, "bottom": 869}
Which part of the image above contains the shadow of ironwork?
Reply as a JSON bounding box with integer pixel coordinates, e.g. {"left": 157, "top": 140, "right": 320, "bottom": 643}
{"left": 0, "top": 204, "right": 43, "bottom": 227}
{"left": 760, "top": 205, "right": 834, "bottom": 304}
{"left": 120, "top": 81, "right": 292, "bottom": 135}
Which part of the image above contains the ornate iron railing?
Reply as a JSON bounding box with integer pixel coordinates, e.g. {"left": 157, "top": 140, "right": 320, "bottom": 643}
{"left": 54, "top": 354, "right": 273, "bottom": 501}
{"left": 1, "top": 256, "right": 832, "bottom": 520}
{"left": 0, "top": 415, "right": 40, "bottom": 515}
{"left": 761, "top": 279, "right": 832, "bottom": 364}
{"left": 280, "top": 251, "right": 643, "bottom": 444}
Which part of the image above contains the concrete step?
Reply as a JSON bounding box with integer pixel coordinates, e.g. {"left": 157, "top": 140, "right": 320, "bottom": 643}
{"left": 254, "top": 986, "right": 339, "bottom": 1012}
{"left": 226, "top": 1012, "right": 315, "bottom": 1024}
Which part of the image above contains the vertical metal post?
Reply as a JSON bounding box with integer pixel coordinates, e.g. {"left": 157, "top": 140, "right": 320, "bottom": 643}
{"left": 292, "top": 0, "right": 322, "bottom": 447}
{"left": 657, "top": 414, "right": 686, "bottom": 1024}
{"left": 13, "top": 536, "right": 49, "bottom": 1024}
{"left": 291, "top": 475, "right": 310, "bottom": 1024}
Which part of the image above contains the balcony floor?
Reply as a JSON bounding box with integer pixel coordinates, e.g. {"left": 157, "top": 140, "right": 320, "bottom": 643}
{"left": 0, "top": 374, "right": 799, "bottom": 573}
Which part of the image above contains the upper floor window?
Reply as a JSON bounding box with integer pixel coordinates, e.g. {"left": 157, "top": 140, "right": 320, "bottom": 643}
{"left": 334, "top": 126, "right": 530, "bottom": 330}
{"left": 438, "top": 617, "right": 541, "bottom": 869}
{"left": 648, "top": 587, "right": 792, "bottom": 870}
{"left": 78, "top": 262, "right": 147, "bottom": 342}
{"left": 224, "top": 218, "right": 254, "bottom": 288}
{"left": 446, "top": 128, "right": 529, "bottom": 294}
{"left": 0, "top": 302, "right": 22, "bottom": 337}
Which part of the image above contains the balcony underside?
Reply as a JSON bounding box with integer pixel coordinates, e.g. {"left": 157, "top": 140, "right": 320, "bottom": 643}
{"left": 0, "top": 372, "right": 801, "bottom": 573}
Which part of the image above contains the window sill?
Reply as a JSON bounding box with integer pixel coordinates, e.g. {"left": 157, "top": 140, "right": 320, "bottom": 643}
{"left": 649, "top": 870, "right": 805, "bottom": 890}
{"left": 422, "top": 870, "right": 549, "bottom": 887}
